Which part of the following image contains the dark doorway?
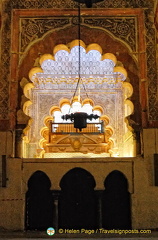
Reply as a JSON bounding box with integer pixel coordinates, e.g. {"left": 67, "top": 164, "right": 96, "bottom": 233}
{"left": 25, "top": 170, "right": 54, "bottom": 230}
{"left": 59, "top": 167, "right": 97, "bottom": 229}
{"left": 102, "top": 170, "right": 131, "bottom": 229}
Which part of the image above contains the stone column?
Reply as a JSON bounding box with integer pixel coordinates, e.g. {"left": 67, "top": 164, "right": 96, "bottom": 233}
{"left": 95, "top": 190, "right": 103, "bottom": 228}
{"left": 15, "top": 124, "right": 25, "bottom": 158}
{"left": 52, "top": 191, "right": 60, "bottom": 231}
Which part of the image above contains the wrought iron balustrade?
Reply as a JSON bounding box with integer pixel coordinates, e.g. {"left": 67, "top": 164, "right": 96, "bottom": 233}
{"left": 50, "top": 122, "right": 104, "bottom": 134}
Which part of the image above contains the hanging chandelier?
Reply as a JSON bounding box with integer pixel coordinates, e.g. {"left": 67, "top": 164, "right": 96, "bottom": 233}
{"left": 61, "top": 0, "right": 101, "bottom": 131}
{"left": 62, "top": 112, "right": 99, "bottom": 131}
{"left": 28, "top": 0, "right": 127, "bottom": 131}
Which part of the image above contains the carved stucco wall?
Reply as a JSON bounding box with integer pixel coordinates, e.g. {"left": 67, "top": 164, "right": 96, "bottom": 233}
{"left": 22, "top": 40, "right": 133, "bottom": 157}
{"left": 24, "top": 83, "right": 126, "bottom": 157}
{"left": 18, "top": 22, "right": 141, "bottom": 129}
{"left": 0, "top": 0, "right": 157, "bottom": 129}
{"left": 20, "top": 17, "right": 137, "bottom": 56}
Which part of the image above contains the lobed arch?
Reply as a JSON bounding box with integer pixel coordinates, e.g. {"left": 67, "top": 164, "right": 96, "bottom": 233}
{"left": 59, "top": 167, "right": 96, "bottom": 189}
{"left": 28, "top": 39, "right": 127, "bottom": 82}
{"left": 25, "top": 168, "right": 131, "bottom": 192}
{"left": 102, "top": 170, "right": 131, "bottom": 229}
{"left": 39, "top": 97, "right": 114, "bottom": 155}
{"left": 22, "top": 163, "right": 133, "bottom": 194}
{"left": 25, "top": 167, "right": 132, "bottom": 230}
{"left": 104, "top": 170, "right": 129, "bottom": 190}
{"left": 18, "top": 19, "right": 139, "bottom": 73}
{"left": 20, "top": 39, "right": 136, "bottom": 158}
{"left": 27, "top": 170, "right": 52, "bottom": 190}
{"left": 18, "top": 24, "right": 139, "bottom": 88}
{"left": 17, "top": 24, "right": 141, "bottom": 127}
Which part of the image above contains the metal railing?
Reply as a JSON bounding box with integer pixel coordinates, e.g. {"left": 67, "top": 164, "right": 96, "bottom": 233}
{"left": 50, "top": 122, "right": 104, "bottom": 134}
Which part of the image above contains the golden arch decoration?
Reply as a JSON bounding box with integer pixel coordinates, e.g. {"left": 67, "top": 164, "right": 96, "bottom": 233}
{"left": 39, "top": 97, "right": 114, "bottom": 156}
{"left": 28, "top": 39, "right": 127, "bottom": 83}
{"left": 21, "top": 40, "right": 134, "bottom": 158}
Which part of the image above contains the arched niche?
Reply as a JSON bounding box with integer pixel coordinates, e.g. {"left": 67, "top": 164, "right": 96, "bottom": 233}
{"left": 25, "top": 171, "right": 54, "bottom": 230}
{"left": 17, "top": 26, "right": 140, "bottom": 158}
{"left": 102, "top": 170, "right": 131, "bottom": 230}
{"left": 59, "top": 167, "right": 97, "bottom": 229}
{"left": 20, "top": 39, "right": 135, "bottom": 158}
{"left": 18, "top": 25, "right": 140, "bottom": 126}
{"left": 39, "top": 97, "right": 114, "bottom": 156}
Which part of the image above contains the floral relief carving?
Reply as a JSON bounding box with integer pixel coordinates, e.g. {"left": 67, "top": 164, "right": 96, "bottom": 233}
{"left": 10, "top": 0, "right": 153, "bottom": 9}
{"left": 84, "top": 17, "right": 137, "bottom": 52}
{"left": 0, "top": 15, "right": 11, "bottom": 119}
{"left": 144, "top": 9, "right": 158, "bottom": 120}
{"left": 20, "top": 18, "right": 70, "bottom": 52}
{"left": 20, "top": 16, "right": 137, "bottom": 57}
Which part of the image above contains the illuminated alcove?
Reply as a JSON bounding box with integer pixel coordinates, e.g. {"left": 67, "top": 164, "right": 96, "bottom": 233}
{"left": 39, "top": 97, "right": 114, "bottom": 157}
{"left": 22, "top": 40, "right": 134, "bottom": 158}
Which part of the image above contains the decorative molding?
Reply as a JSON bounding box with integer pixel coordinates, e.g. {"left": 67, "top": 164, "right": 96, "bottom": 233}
{"left": 144, "top": 9, "right": 158, "bottom": 121}
{"left": 10, "top": 0, "right": 154, "bottom": 9}
{"left": 20, "top": 16, "right": 137, "bottom": 54}
{"left": 20, "top": 18, "right": 70, "bottom": 52}
{"left": 83, "top": 17, "right": 137, "bottom": 52}
{"left": 0, "top": 1, "right": 157, "bottom": 123}
{"left": 0, "top": 9, "right": 11, "bottom": 119}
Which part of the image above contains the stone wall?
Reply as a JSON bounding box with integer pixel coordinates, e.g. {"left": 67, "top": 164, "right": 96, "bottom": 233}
{"left": 143, "top": 129, "right": 158, "bottom": 186}
{"left": 0, "top": 131, "right": 13, "bottom": 186}
{"left": 0, "top": 154, "right": 158, "bottom": 230}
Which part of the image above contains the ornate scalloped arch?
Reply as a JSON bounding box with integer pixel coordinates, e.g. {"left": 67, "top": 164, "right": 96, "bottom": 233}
{"left": 22, "top": 40, "right": 134, "bottom": 158}
{"left": 40, "top": 97, "right": 114, "bottom": 150}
